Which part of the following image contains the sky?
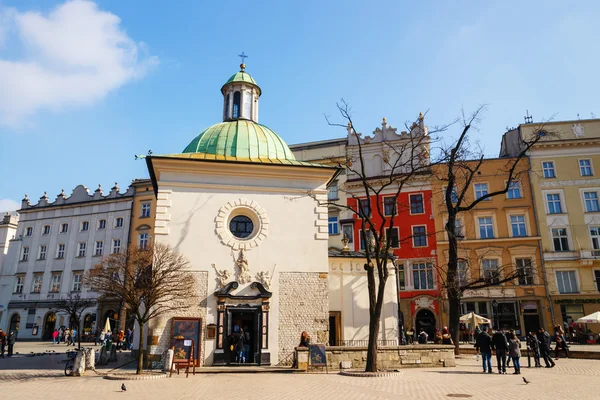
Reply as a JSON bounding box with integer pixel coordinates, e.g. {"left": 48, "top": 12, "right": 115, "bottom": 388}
{"left": 1, "top": 0, "right": 599, "bottom": 212}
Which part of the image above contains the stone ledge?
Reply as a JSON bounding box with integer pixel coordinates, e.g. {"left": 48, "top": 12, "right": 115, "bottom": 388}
{"left": 104, "top": 372, "right": 169, "bottom": 381}
{"left": 339, "top": 370, "right": 404, "bottom": 377}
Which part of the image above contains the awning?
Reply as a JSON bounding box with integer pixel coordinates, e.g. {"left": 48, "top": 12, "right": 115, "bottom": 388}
{"left": 577, "top": 311, "right": 600, "bottom": 324}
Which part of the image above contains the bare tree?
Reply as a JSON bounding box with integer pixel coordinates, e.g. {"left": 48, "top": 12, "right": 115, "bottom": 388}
{"left": 53, "top": 292, "right": 96, "bottom": 350}
{"left": 321, "top": 100, "right": 444, "bottom": 372}
{"left": 438, "top": 107, "right": 546, "bottom": 354}
{"left": 85, "top": 243, "right": 198, "bottom": 374}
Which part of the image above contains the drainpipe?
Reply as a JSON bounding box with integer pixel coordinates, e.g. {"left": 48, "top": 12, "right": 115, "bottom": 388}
{"left": 527, "top": 155, "right": 556, "bottom": 327}
{"left": 394, "top": 257, "right": 405, "bottom": 345}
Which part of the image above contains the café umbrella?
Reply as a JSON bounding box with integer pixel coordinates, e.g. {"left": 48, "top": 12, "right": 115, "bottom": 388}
{"left": 460, "top": 312, "right": 491, "bottom": 327}
{"left": 577, "top": 311, "right": 600, "bottom": 324}
{"left": 104, "top": 317, "right": 112, "bottom": 333}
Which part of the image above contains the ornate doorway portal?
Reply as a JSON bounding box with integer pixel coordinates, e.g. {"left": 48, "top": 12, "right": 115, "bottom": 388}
{"left": 415, "top": 309, "right": 436, "bottom": 340}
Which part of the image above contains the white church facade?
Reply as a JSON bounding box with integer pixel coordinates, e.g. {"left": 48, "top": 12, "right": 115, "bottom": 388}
{"left": 145, "top": 63, "right": 338, "bottom": 365}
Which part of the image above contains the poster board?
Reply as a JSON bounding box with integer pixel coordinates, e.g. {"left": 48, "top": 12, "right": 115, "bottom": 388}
{"left": 170, "top": 338, "right": 195, "bottom": 378}
{"left": 171, "top": 317, "right": 202, "bottom": 366}
{"left": 308, "top": 344, "right": 328, "bottom": 373}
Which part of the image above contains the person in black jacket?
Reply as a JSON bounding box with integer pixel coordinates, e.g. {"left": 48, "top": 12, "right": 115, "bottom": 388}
{"left": 6, "top": 331, "right": 16, "bottom": 357}
{"left": 475, "top": 326, "right": 493, "bottom": 373}
{"left": 491, "top": 328, "right": 509, "bottom": 374}
{"left": 537, "top": 328, "right": 555, "bottom": 368}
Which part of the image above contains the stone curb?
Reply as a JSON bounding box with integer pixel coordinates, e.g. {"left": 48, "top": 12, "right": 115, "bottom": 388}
{"left": 104, "top": 372, "right": 169, "bottom": 381}
{"left": 339, "top": 370, "right": 404, "bottom": 378}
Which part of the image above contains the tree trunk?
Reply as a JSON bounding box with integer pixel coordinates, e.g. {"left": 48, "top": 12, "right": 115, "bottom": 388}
{"left": 137, "top": 321, "right": 145, "bottom": 374}
{"left": 365, "top": 313, "right": 381, "bottom": 372}
{"left": 448, "top": 291, "right": 461, "bottom": 355}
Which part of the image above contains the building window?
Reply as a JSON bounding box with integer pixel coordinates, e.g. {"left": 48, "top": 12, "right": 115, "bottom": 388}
{"left": 584, "top": 191, "right": 600, "bottom": 212}
{"left": 454, "top": 219, "right": 464, "bottom": 240}
{"left": 507, "top": 181, "right": 521, "bottom": 199}
{"left": 56, "top": 244, "right": 65, "bottom": 259}
{"left": 42, "top": 225, "right": 51, "bottom": 235}
{"left": 232, "top": 91, "right": 241, "bottom": 119}
{"left": 328, "top": 181, "right": 338, "bottom": 201}
{"left": 358, "top": 199, "right": 370, "bottom": 218}
{"left": 139, "top": 233, "right": 149, "bottom": 249}
{"left": 78, "top": 242, "right": 86, "bottom": 257}
{"left": 595, "top": 270, "right": 600, "bottom": 292}
{"left": 328, "top": 216, "right": 339, "bottom": 235}
{"left": 412, "top": 263, "right": 434, "bottom": 290}
{"left": 542, "top": 161, "right": 556, "bottom": 178}
{"left": 21, "top": 246, "right": 29, "bottom": 261}
{"left": 556, "top": 271, "right": 578, "bottom": 294}
{"left": 384, "top": 197, "right": 396, "bottom": 216}
{"left": 482, "top": 259, "right": 500, "bottom": 284}
{"left": 229, "top": 216, "right": 253, "bottom": 239}
{"left": 38, "top": 245, "right": 47, "bottom": 260}
{"left": 81, "top": 221, "right": 89, "bottom": 231}
{"left": 386, "top": 227, "right": 399, "bottom": 248}
{"left": 95, "top": 241, "right": 103, "bottom": 256}
{"left": 359, "top": 230, "right": 372, "bottom": 251}
{"left": 25, "top": 227, "right": 33, "bottom": 236}
{"left": 98, "top": 219, "right": 106, "bottom": 230}
{"left": 445, "top": 186, "right": 459, "bottom": 203}
{"left": 478, "top": 217, "right": 494, "bottom": 239}
{"left": 115, "top": 217, "right": 124, "bottom": 228}
{"left": 591, "top": 227, "right": 600, "bottom": 251}
{"left": 342, "top": 224, "right": 353, "bottom": 243}
{"left": 397, "top": 264, "right": 405, "bottom": 290}
{"left": 552, "top": 228, "right": 570, "bottom": 252}
{"left": 50, "top": 273, "right": 61, "bottom": 293}
{"left": 60, "top": 223, "right": 69, "bottom": 233}
{"left": 141, "top": 203, "right": 151, "bottom": 218}
{"left": 72, "top": 273, "right": 82, "bottom": 292}
{"left": 32, "top": 274, "right": 43, "bottom": 293}
{"left": 112, "top": 239, "right": 121, "bottom": 254}
{"left": 510, "top": 215, "right": 527, "bottom": 237}
{"left": 580, "top": 159, "right": 593, "bottom": 176}
{"left": 546, "top": 193, "right": 562, "bottom": 214}
{"left": 412, "top": 226, "right": 427, "bottom": 247}
{"left": 14, "top": 275, "right": 25, "bottom": 293}
{"left": 474, "top": 183, "right": 490, "bottom": 201}
{"left": 410, "top": 194, "right": 424, "bottom": 214}
{"left": 457, "top": 260, "right": 468, "bottom": 287}
{"left": 516, "top": 258, "right": 534, "bottom": 285}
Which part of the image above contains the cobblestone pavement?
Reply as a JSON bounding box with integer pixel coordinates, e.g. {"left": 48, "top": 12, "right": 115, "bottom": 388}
{"left": 2, "top": 356, "right": 600, "bottom": 399}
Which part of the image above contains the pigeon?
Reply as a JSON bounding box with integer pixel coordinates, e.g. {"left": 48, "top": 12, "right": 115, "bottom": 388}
{"left": 121, "top": 383, "right": 127, "bottom": 392}
{"left": 522, "top": 377, "right": 531, "bottom": 384}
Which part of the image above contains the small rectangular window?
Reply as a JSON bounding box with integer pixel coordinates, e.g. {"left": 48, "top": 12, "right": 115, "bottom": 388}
{"left": 358, "top": 199, "right": 370, "bottom": 218}
{"left": 78, "top": 242, "right": 86, "bottom": 257}
{"left": 112, "top": 239, "right": 121, "bottom": 254}
{"left": 14, "top": 275, "right": 25, "bottom": 293}
{"left": 478, "top": 217, "right": 494, "bottom": 239}
{"left": 556, "top": 270, "right": 578, "bottom": 294}
{"left": 72, "top": 273, "right": 82, "bottom": 292}
{"left": 584, "top": 192, "right": 600, "bottom": 212}
{"left": 328, "top": 216, "right": 339, "bottom": 235}
{"left": 328, "top": 181, "right": 339, "bottom": 201}
{"left": 412, "top": 226, "right": 427, "bottom": 247}
{"left": 474, "top": 183, "right": 490, "bottom": 201}
{"left": 546, "top": 193, "right": 562, "bottom": 214}
{"left": 454, "top": 219, "right": 464, "bottom": 239}
{"left": 482, "top": 259, "right": 500, "bottom": 284}
{"left": 412, "top": 263, "right": 434, "bottom": 289}
{"left": 139, "top": 233, "right": 149, "bottom": 249}
{"left": 141, "top": 203, "right": 151, "bottom": 218}
{"left": 38, "top": 245, "right": 47, "bottom": 260}
{"left": 580, "top": 159, "right": 593, "bottom": 177}
{"left": 32, "top": 274, "right": 43, "bottom": 293}
{"left": 95, "top": 241, "right": 103, "bottom": 256}
{"left": 359, "top": 230, "right": 372, "bottom": 251}
{"left": 542, "top": 161, "right": 556, "bottom": 178}
{"left": 115, "top": 217, "right": 124, "bottom": 228}
{"left": 409, "top": 194, "right": 424, "bottom": 214}
{"left": 60, "top": 223, "right": 69, "bottom": 233}
{"left": 342, "top": 224, "right": 353, "bottom": 244}
{"left": 510, "top": 215, "right": 527, "bottom": 237}
{"left": 98, "top": 219, "right": 106, "bottom": 230}
{"left": 50, "top": 273, "right": 61, "bottom": 292}
{"left": 25, "top": 227, "right": 33, "bottom": 236}
{"left": 590, "top": 227, "right": 600, "bottom": 250}
{"left": 56, "top": 244, "right": 65, "bottom": 259}
{"left": 552, "top": 228, "right": 570, "bottom": 252}
{"left": 21, "top": 246, "right": 29, "bottom": 261}
{"left": 384, "top": 197, "right": 396, "bottom": 216}
{"left": 386, "top": 227, "right": 400, "bottom": 248}
{"left": 81, "top": 221, "right": 89, "bottom": 231}
{"left": 507, "top": 181, "right": 521, "bottom": 199}
{"left": 42, "top": 225, "right": 51, "bottom": 235}
{"left": 516, "top": 258, "right": 534, "bottom": 285}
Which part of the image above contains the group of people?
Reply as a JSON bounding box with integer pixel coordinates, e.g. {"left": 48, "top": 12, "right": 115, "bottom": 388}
{"left": 0, "top": 329, "right": 16, "bottom": 358}
{"left": 412, "top": 327, "right": 454, "bottom": 345}
{"left": 95, "top": 328, "right": 134, "bottom": 350}
{"left": 475, "top": 326, "right": 567, "bottom": 374}
{"left": 51, "top": 327, "right": 77, "bottom": 345}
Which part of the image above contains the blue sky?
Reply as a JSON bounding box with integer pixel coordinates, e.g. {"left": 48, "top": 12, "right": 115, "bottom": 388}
{"left": 1, "top": 0, "right": 599, "bottom": 212}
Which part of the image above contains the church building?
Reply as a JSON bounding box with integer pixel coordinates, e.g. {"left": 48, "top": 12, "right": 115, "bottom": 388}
{"left": 145, "top": 63, "right": 338, "bottom": 366}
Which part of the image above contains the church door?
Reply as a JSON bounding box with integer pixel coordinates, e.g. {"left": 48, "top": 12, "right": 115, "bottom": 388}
{"left": 415, "top": 309, "right": 436, "bottom": 340}
{"left": 225, "top": 306, "right": 262, "bottom": 366}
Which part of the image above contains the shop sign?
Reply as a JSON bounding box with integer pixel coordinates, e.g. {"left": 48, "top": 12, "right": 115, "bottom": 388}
{"left": 554, "top": 298, "right": 600, "bottom": 304}
{"left": 463, "top": 288, "right": 516, "bottom": 299}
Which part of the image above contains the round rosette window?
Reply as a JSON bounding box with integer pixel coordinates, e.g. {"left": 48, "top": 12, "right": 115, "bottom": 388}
{"left": 215, "top": 199, "right": 269, "bottom": 250}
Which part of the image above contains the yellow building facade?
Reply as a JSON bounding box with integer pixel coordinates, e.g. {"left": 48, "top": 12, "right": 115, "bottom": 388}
{"left": 503, "top": 120, "right": 600, "bottom": 332}
{"left": 433, "top": 158, "right": 552, "bottom": 335}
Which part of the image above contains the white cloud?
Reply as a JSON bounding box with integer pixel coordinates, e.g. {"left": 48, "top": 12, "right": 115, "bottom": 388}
{"left": 0, "top": 0, "right": 158, "bottom": 127}
{"left": 0, "top": 199, "right": 20, "bottom": 213}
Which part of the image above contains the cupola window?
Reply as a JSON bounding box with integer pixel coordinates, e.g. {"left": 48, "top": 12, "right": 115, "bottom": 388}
{"left": 232, "top": 91, "right": 241, "bottom": 119}
{"left": 225, "top": 94, "right": 230, "bottom": 119}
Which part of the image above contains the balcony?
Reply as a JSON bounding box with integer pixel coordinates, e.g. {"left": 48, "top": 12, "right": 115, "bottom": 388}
{"left": 543, "top": 251, "right": 580, "bottom": 261}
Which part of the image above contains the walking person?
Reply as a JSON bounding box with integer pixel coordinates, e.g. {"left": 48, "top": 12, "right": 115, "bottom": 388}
{"left": 7, "top": 331, "right": 16, "bottom": 357}
{"left": 52, "top": 329, "right": 58, "bottom": 344}
{"left": 475, "top": 326, "right": 493, "bottom": 374}
{"left": 527, "top": 331, "right": 542, "bottom": 367}
{"left": 537, "top": 328, "right": 555, "bottom": 368}
{"left": 508, "top": 332, "right": 522, "bottom": 374}
{"left": 0, "top": 329, "right": 6, "bottom": 358}
{"left": 492, "top": 328, "right": 509, "bottom": 374}
{"left": 236, "top": 328, "right": 246, "bottom": 363}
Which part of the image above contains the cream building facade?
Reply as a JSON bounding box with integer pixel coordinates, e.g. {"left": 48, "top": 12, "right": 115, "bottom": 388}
{"left": 501, "top": 119, "right": 600, "bottom": 331}
{"left": 0, "top": 213, "right": 18, "bottom": 326}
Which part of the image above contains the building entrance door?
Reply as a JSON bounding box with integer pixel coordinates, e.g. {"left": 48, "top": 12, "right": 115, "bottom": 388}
{"left": 43, "top": 312, "right": 56, "bottom": 340}
{"left": 225, "top": 306, "right": 261, "bottom": 365}
{"left": 415, "top": 309, "right": 436, "bottom": 340}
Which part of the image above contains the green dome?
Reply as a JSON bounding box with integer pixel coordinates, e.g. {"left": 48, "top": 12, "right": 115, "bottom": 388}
{"left": 182, "top": 120, "right": 298, "bottom": 164}
{"left": 222, "top": 65, "right": 260, "bottom": 94}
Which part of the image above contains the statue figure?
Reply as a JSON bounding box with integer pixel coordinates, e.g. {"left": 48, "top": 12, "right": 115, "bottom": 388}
{"left": 256, "top": 271, "right": 271, "bottom": 290}
{"left": 236, "top": 249, "right": 252, "bottom": 284}
{"left": 212, "top": 264, "right": 231, "bottom": 289}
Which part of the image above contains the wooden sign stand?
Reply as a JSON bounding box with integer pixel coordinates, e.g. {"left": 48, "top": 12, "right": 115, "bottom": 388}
{"left": 170, "top": 338, "right": 196, "bottom": 378}
{"left": 308, "top": 344, "right": 328, "bottom": 374}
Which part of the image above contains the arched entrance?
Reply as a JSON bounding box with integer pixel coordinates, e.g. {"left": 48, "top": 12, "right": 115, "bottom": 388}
{"left": 9, "top": 313, "right": 20, "bottom": 336}
{"left": 415, "top": 309, "right": 436, "bottom": 340}
{"left": 42, "top": 312, "right": 57, "bottom": 340}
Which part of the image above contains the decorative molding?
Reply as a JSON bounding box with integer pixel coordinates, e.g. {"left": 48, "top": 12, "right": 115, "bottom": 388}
{"left": 215, "top": 198, "right": 269, "bottom": 250}
{"left": 541, "top": 178, "right": 600, "bottom": 188}
{"left": 212, "top": 264, "right": 231, "bottom": 289}
{"left": 255, "top": 271, "right": 272, "bottom": 290}
{"left": 214, "top": 281, "right": 272, "bottom": 300}
{"left": 236, "top": 249, "right": 252, "bottom": 284}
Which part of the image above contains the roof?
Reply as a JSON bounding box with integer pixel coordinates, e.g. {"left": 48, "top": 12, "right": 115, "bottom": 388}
{"left": 221, "top": 64, "right": 260, "bottom": 94}
{"left": 289, "top": 137, "right": 347, "bottom": 150}
{"left": 328, "top": 248, "right": 368, "bottom": 258}
{"left": 180, "top": 120, "right": 327, "bottom": 166}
